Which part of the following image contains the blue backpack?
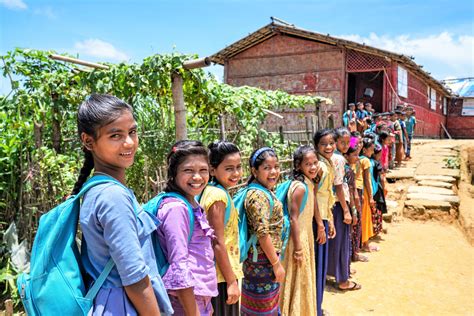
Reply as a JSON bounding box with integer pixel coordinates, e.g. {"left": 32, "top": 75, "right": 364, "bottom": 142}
{"left": 16, "top": 175, "right": 128, "bottom": 316}
{"left": 197, "top": 182, "right": 232, "bottom": 226}
{"left": 275, "top": 180, "right": 309, "bottom": 259}
{"left": 233, "top": 183, "right": 274, "bottom": 263}
{"left": 142, "top": 192, "right": 195, "bottom": 277}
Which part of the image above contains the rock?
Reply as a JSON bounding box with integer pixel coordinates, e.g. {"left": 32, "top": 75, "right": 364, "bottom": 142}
{"left": 386, "top": 200, "right": 398, "bottom": 210}
{"left": 408, "top": 186, "right": 455, "bottom": 196}
{"left": 404, "top": 200, "right": 452, "bottom": 211}
{"left": 383, "top": 214, "right": 393, "bottom": 223}
{"left": 386, "top": 168, "right": 416, "bottom": 179}
{"left": 414, "top": 175, "right": 456, "bottom": 183}
{"left": 415, "top": 168, "right": 460, "bottom": 178}
{"left": 417, "top": 180, "right": 453, "bottom": 189}
{"left": 406, "top": 193, "right": 460, "bottom": 205}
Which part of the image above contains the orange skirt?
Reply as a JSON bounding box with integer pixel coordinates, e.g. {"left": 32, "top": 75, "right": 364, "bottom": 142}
{"left": 361, "top": 189, "right": 374, "bottom": 243}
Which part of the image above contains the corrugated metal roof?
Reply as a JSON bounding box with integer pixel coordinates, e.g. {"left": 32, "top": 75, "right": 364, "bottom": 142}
{"left": 211, "top": 20, "right": 451, "bottom": 96}
{"left": 444, "top": 78, "right": 474, "bottom": 98}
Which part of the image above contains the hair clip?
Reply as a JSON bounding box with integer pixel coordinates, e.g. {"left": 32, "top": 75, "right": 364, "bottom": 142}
{"left": 171, "top": 146, "right": 177, "bottom": 153}
{"left": 251, "top": 147, "right": 272, "bottom": 167}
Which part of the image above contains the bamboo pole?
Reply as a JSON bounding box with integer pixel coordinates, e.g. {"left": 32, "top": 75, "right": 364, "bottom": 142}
{"left": 49, "top": 54, "right": 109, "bottom": 70}
{"left": 219, "top": 114, "right": 226, "bottom": 140}
{"left": 172, "top": 72, "right": 187, "bottom": 140}
{"left": 183, "top": 57, "right": 211, "bottom": 70}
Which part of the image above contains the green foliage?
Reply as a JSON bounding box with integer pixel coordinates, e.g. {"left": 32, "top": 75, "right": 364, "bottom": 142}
{"left": 444, "top": 157, "right": 460, "bottom": 169}
{"left": 0, "top": 48, "right": 328, "bottom": 247}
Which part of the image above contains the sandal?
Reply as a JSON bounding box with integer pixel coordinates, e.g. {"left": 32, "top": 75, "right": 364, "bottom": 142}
{"left": 337, "top": 281, "right": 362, "bottom": 291}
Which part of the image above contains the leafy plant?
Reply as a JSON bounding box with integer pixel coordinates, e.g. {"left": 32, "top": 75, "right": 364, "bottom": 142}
{"left": 444, "top": 157, "right": 460, "bottom": 169}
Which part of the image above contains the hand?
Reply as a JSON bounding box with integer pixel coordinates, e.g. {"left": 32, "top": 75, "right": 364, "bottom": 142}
{"left": 370, "top": 198, "right": 376, "bottom": 208}
{"left": 328, "top": 221, "right": 336, "bottom": 239}
{"left": 384, "top": 188, "right": 388, "bottom": 196}
{"left": 352, "top": 213, "right": 358, "bottom": 226}
{"left": 272, "top": 261, "right": 285, "bottom": 283}
{"left": 316, "top": 225, "right": 327, "bottom": 245}
{"left": 226, "top": 279, "right": 240, "bottom": 305}
{"left": 343, "top": 210, "right": 352, "bottom": 225}
{"left": 293, "top": 249, "right": 304, "bottom": 265}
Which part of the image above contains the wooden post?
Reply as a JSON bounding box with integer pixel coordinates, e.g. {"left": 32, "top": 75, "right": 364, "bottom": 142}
{"left": 172, "top": 72, "right": 187, "bottom": 141}
{"left": 219, "top": 114, "right": 226, "bottom": 141}
{"left": 305, "top": 116, "right": 312, "bottom": 142}
{"left": 5, "top": 299, "right": 13, "bottom": 316}
{"left": 279, "top": 126, "right": 284, "bottom": 143}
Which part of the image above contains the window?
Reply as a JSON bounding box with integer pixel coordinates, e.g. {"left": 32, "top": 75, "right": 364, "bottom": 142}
{"left": 397, "top": 66, "right": 408, "bottom": 98}
{"left": 462, "top": 99, "right": 474, "bottom": 116}
{"left": 443, "top": 97, "right": 447, "bottom": 115}
{"left": 430, "top": 88, "right": 436, "bottom": 110}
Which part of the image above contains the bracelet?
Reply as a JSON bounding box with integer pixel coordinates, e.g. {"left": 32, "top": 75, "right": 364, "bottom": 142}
{"left": 294, "top": 249, "right": 303, "bottom": 254}
{"left": 270, "top": 257, "right": 280, "bottom": 266}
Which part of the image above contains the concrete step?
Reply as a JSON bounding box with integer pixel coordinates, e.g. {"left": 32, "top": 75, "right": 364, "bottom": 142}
{"left": 386, "top": 168, "right": 416, "bottom": 179}
{"left": 404, "top": 200, "right": 452, "bottom": 211}
{"left": 408, "top": 186, "right": 455, "bottom": 196}
{"left": 417, "top": 180, "right": 453, "bottom": 189}
{"left": 415, "top": 168, "right": 460, "bottom": 179}
{"left": 414, "top": 175, "right": 456, "bottom": 183}
{"left": 406, "top": 193, "right": 460, "bottom": 205}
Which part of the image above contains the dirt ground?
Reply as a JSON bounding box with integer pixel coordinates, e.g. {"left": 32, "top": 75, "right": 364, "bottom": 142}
{"left": 324, "top": 139, "right": 474, "bottom": 315}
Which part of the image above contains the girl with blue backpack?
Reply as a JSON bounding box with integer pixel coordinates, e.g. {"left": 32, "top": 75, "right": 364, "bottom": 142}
{"left": 280, "top": 145, "right": 323, "bottom": 316}
{"left": 312, "top": 128, "right": 337, "bottom": 316}
{"left": 154, "top": 140, "right": 218, "bottom": 315}
{"left": 199, "top": 141, "right": 243, "bottom": 315}
{"left": 240, "top": 147, "right": 284, "bottom": 316}
{"left": 76, "top": 94, "right": 173, "bottom": 315}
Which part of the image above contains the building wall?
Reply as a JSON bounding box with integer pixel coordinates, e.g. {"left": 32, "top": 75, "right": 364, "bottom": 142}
{"left": 395, "top": 66, "right": 448, "bottom": 138}
{"left": 225, "top": 34, "right": 345, "bottom": 131}
{"left": 447, "top": 98, "right": 474, "bottom": 138}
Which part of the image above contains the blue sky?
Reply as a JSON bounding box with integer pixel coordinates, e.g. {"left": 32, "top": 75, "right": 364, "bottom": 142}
{"left": 1, "top": 0, "right": 473, "bottom": 94}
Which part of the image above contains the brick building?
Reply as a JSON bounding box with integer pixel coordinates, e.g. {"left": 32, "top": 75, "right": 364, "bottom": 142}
{"left": 210, "top": 21, "right": 452, "bottom": 138}
{"left": 445, "top": 78, "right": 474, "bottom": 138}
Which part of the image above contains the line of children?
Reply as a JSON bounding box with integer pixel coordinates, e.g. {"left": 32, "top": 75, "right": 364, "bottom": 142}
{"left": 74, "top": 94, "right": 408, "bottom": 316}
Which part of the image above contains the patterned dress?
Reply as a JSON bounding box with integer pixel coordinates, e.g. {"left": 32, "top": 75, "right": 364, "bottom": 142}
{"left": 280, "top": 177, "right": 317, "bottom": 316}
{"left": 241, "top": 188, "right": 283, "bottom": 316}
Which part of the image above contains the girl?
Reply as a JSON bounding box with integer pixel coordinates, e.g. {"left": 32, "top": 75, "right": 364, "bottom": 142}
{"left": 241, "top": 147, "right": 284, "bottom": 316}
{"left": 360, "top": 138, "right": 377, "bottom": 252}
{"left": 328, "top": 128, "right": 361, "bottom": 291}
{"left": 76, "top": 94, "right": 173, "bottom": 315}
{"left": 371, "top": 144, "right": 387, "bottom": 236}
{"left": 200, "top": 141, "right": 243, "bottom": 315}
{"left": 156, "top": 140, "right": 218, "bottom": 315}
{"left": 312, "top": 129, "right": 337, "bottom": 316}
{"left": 280, "top": 145, "right": 322, "bottom": 316}
{"left": 378, "top": 131, "right": 390, "bottom": 172}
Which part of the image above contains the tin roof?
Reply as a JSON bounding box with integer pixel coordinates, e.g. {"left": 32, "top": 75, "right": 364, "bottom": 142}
{"left": 443, "top": 78, "right": 474, "bottom": 98}
{"left": 211, "top": 21, "right": 451, "bottom": 95}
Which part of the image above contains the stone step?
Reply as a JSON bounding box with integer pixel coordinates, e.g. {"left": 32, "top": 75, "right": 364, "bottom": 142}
{"left": 415, "top": 168, "right": 460, "bottom": 179}
{"left": 404, "top": 200, "right": 452, "bottom": 211}
{"left": 406, "top": 193, "right": 460, "bottom": 205}
{"left": 417, "top": 180, "right": 453, "bottom": 189}
{"left": 414, "top": 175, "right": 456, "bottom": 183}
{"left": 386, "top": 168, "right": 416, "bottom": 179}
{"left": 408, "top": 186, "right": 455, "bottom": 196}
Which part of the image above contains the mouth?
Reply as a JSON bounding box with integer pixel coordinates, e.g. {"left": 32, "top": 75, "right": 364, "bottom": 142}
{"left": 120, "top": 151, "right": 134, "bottom": 158}
{"left": 188, "top": 183, "right": 204, "bottom": 189}
{"left": 228, "top": 178, "right": 239, "bottom": 184}
{"left": 267, "top": 177, "right": 277, "bottom": 183}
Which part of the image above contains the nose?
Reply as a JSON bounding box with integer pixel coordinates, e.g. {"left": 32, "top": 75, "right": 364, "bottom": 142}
{"left": 124, "top": 135, "right": 134, "bottom": 147}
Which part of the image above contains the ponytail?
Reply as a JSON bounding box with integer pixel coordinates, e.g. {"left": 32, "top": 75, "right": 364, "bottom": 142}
{"left": 71, "top": 150, "right": 94, "bottom": 195}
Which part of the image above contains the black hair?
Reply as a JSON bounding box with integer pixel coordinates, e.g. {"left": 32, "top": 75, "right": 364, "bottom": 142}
{"left": 164, "top": 140, "right": 209, "bottom": 196}
{"left": 247, "top": 147, "right": 278, "bottom": 184}
{"left": 291, "top": 145, "right": 317, "bottom": 182}
{"left": 313, "top": 128, "right": 336, "bottom": 147}
{"left": 374, "top": 144, "right": 383, "bottom": 154}
{"left": 72, "top": 94, "right": 134, "bottom": 195}
{"left": 366, "top": 118, "right": 373, "bottom": 125}
{"left": 378, "top": 130, "right": 390, "bottom": 142}
{"left": 348, "top": 103, "right": 355, "bottom": 109}
{"left": 334, "top": 127, "right": 351, "bottom": 140}
{"left": 208, "top": 140, "right": 240, "bottom": 184}
{"left": 345, "top": 145, "right": 359, "bottom": 156}
{"left": 361, "top": 138, "right": 375, "bottom": 155}
{"left": 351, "top": 131, "right": 361, "bottom": 138}
{"left": 363, "top": 132, "right": 377, "bottom": 140}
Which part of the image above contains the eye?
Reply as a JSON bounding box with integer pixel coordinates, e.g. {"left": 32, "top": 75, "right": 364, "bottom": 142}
{"left": 129, "top": 129, "right": 137, "bottom": 135}
{"left": 110, "top": 134, "right": 121, "bottom": 139}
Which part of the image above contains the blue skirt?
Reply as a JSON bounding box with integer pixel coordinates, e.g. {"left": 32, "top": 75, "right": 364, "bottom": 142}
{"left": 313, "top": 219, "right": 329, "bottom": 316}
{"left": 327, "top": 202, "right": 351, "bottom": 283}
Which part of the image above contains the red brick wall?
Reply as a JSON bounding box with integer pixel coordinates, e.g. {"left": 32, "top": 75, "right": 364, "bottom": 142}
{"left": 225, "top": 34, "right": 345, "bottom": 131}
{"left": 447, "top": 98, "right": 474, "bottom": 138}
{"left": 395, "top": 66, "right": 448, "bottom": 138}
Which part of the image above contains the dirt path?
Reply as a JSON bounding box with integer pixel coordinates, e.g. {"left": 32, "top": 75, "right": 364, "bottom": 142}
{"left": 324, "top": 140, "right": 474, "bottom": 315}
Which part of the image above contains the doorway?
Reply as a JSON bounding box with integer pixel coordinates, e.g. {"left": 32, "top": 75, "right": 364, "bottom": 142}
{"left": 347, "top": 71, "right": 384, "bottom": 113}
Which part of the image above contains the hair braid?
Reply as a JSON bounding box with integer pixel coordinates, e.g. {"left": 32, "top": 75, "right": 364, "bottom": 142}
{"left": 71, "top": 150, "right": 94, "bottom": 195}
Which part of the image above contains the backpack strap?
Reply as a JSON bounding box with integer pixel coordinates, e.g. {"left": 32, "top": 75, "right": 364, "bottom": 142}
{"left": 160, "top": 192, "right": 195, "bottom": 243}
{"left": 247, "top": 183, "right": 274, "bottom": 262}
{"left": 199, "top": 182, "right": 232, "bottom": 227}
{"left": 85, "top": 258, "right": 114, "bottom": 300}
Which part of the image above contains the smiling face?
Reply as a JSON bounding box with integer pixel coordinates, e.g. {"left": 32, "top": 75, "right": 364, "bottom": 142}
{"left": 345, "top": 150, "right": 360, "bottom": 165}
{"left": 175, "top": 154, "right": 210, "bottom": 201}
{"left": 252, "top": 155, "right": 280, "bottom": 190}
{"left": 362, "top": 144, "right": 375, "bottom": 157}
{"left": 82, "top": 110, "right": 138, "bottom": 179}
{"left": 210, "top": 152, "right": 242, "bottom": 189}
{"left": 298, "top": 151, "right": 319, "bottom": 180}
{"left": 317, "top": 134, "right": 336, "bottom": 160}
{"left": 336, "top": 134, "right": 351, "bottom": 154}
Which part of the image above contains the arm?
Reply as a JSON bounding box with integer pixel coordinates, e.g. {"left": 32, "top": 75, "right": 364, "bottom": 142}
{"left": 334, "top": 184, "right": 351, "bottom": 224}
{"left": 259, "top": 235, "right": 285, "bottom": 282}
{"left": 176, "top": 288, "right": 198, "bottom": 316}
{"left": 313, "top": 184, "right": 326, "bottom": 245}
{"left": 207, "top": 201, "right": 240, "bottom": 304}
{"left": 363, "top": 168, "right": 374, "bottom": 207}
{"left": 125, "top": 277, "right": 161, "bottom": 316}
{"left": 289, "top": 186, "right": 305, "bottom": 264}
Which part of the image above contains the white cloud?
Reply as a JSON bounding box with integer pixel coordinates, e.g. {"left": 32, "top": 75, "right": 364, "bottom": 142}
{"left": 73, "top": 39, "right": 129, "bottom": 61}
{"left": 34, "top": 6, "right": 56, "bottom": 19}
{"left": 0, "top": 0, "right": 27, "bottom": 10}
{"left": 337, "top": 32, "right": 474, "bottom": 80}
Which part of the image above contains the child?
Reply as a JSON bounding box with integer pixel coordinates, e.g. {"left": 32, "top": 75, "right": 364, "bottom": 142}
{"left": 391, "top": 111, "right": 404, "bottom": 167}
{"left": 342, "top": 103, "right": 356, "bottom": 131}
{"left": 313, "top": 129, "right": 337, "bottom": 316}
{"left": 199, "top": 141, "right": 243, "bottom": 315}
{"left": 399, "top": 112, "right": 409, "bottom": 160}
{"left": 280, "top": 145, "right": 322, "bottom": 316}
{"left": 378, "top": 131, "right": 390, "bottom": 172}
{"left": 328, "top": 127, "right": 361, "bottom": 291}
{"left": 405, "top": 109, "right": 417, "bottom": 159}
{"left": 241, "top": 147, "right": 285, "bottom": 316}
{"left": 76, "top": 94, "right": 173, "bottom": 315}
{"left": 360, "top": 138, "right": 377, "bottom": 252}
{"left": 371, "top": 145, "right": 387, "bottom": 235}
{"left": 356, "top": 102, "right": 368, "bottom": 133}
{"left": 156, "top": 140, "right": 218, "bottom": 315}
